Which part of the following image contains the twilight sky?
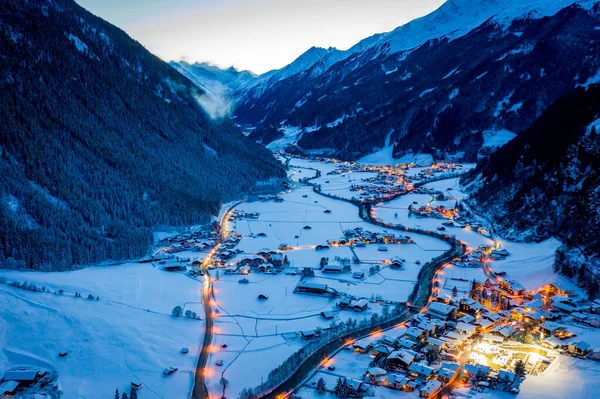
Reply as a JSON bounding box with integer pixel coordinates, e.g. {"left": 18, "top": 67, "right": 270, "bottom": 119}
{"left": 76, "top": 0, "right": 445, "bottom": 75}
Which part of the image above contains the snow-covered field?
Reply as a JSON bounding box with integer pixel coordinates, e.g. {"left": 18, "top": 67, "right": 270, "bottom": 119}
{"left": 205, "top": 178, "right": 451, "bottom": 397}
{"left": 0, "top": 263, "right": 204, "bottom": 399}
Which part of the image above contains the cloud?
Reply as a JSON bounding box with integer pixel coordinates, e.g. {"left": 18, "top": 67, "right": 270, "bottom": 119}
{"left": 194, "top": 91, "right": 232, "bottom": 120}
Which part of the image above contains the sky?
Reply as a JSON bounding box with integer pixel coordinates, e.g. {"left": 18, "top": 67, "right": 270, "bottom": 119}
{"left": 76, "top": 0, "right": 445, "bottom": 75}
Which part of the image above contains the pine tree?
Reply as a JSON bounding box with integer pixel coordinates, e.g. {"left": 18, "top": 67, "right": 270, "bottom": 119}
{"left": 514, "top": 359, "right": 526, "bottom": 376}
{"left": 452, "top": 286, "right": 458, "bottom": 297}
{"left": 316, "top": 377, "right": 326, "bottom": 394}
{"left": 115, "top": 389, "right": 119, "bottom": 399}
{"left": 121, "top": 392, "right": 128, "bottom": 399}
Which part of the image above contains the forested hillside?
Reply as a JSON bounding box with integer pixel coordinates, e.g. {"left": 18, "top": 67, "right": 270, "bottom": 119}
{"left": 463, "top": 86, "right": 600, "bottom": 256}
{"left": 0, "top": 0, "right": 285, "bottom": 270}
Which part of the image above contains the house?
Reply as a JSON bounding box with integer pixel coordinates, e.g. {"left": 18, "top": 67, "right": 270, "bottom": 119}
{"left": 491, "top": 325, "right": 517, "bottom": 339}
{"left": 498, "top": 370, "right": 516, "bottom": 383}
{"left": 296, "top": 282, "right": 329, "bottom": 294}
{"left": 464, "top": 364, "right": 491, "bottom": 379}
{"left": 420, "top": 380, "right": 442, "bottom": 398}
{"left": 540, "top": 321, "right": 569, "bottom": 338}
{"left": 473, "top": 318, "right": 494, "bottom": 331}
{"left": 553, "top": 301, "right": 576, "bottom": 313}
{"left": 300, "top": 329, "right": 320, "bottom": 340}
{"left": 397, "top": 338, "right": 417, "bottom": 349}
{"left": 321, "top": 311, "right": 335, "bottom": 320}
{"left": 458, "top": 315, "right": 476, "bottom": 324}
{"left": 541, "top": 336, "right": 563, "bottom": 349}
{"left": 371, "top": 344, "right": 392, "bottom": 357}
{"left": 481, "top": 334, "right": 504, "bottom": 344}
{"left": 0, "top": 381, "right": 19, "bottom": 396}
{"left": 541, "top": 282, "right": 574, "bottom": 297}
{"left": 387, "top": 350, "right": 416, "bottom": 369}
{"left": 568, "top": 341, "right": 591, "bottom": 355}
{"left": 426, "top": 337, "right": 445, "bottom": 351}
{"left": 409, "top": 363, "right": 435, "bottom": 380}
{"left": 523, "top": 299, "right": 545, "bottom": 310}
{"left": 388, "top": 374, "right": 410, "bottom": 390}
{"left": 573, "top": 312, "right": 600, "bottom": 328}
{"left": 437, "top": 367, "right": 457, "bottom": 383}
{"left": 418, "top": 319, "right": 440, "bottom": 335}
{"left": 498, "top": 279, "right": 527, "bottom": 296}
{"left": 455, "top": 322, "right": 477, "bottom": 337}
{"left": 427, "top": 301, "right": 458, "bottom": 321}
{"left": 3, "top": 368, "right": 44, "bottom": 385}
{"left": 390, "top": 257, "right": 403, "bottom": 269}
{"left": 238, "top": 255, "right": 265, "bottom": 267}
{"left": 459, "top": 298, "right": 486, "bottom": 315}
{"left": 323, "top": 264, "right": 344, "bottom": 273}
{"left": 366, "top": 367, "right": 387, "bottom": 379}
{"left": 405, "top": 327, "right": 426, "bottom": 342}
{"left": 341, "top": 378, "right": 367, "bottom": 397}
{"left": 353, "top": 271, "right": 365, "bottom": 279}
{"left": 353, "top": 299, "right": 369, "bottom": 312}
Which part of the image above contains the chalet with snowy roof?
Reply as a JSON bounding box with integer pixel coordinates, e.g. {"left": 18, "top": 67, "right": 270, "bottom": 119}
{"left": 238, "top": 255, "right": 265, "bottom": 267}
{"left": 388, "top": 374, "right": 410, "bottom": 390}
{"left": 404, "top": 327, "right": 426, "bottom": 342}
{"left": 459, "top": 298, "right": 486, "bottom": 315}
{"left": 390, "top": 257, "right": 403, "bottom": 269}
{"left": 523, "top": 298, "right": 545, "bottom": 310}
{"left": 491, "top": 325, "right": 517, "bottom": 339}
{"left": 300, "top": 329, "right": 320, "bottom": 339}
{"left": 387, "top": 349, "right": 416, "bottom": 369}
{"left": 427, "top": 301, "right": 458, "bottom": 320}
{"left": 3, "top": 367, "right": 45, "bottom": 386}
{"left": 397, "top": 338, "right": 417, "bottom": 349}
{"left": 454, "top": 322, "right": 477, "bottom": 337}
{"left": 418, "top": 319, "right": 441, "bottom": 335}
{"left": 341, "top": 378, "right": 368, "bottom": 396}
{"left": 408, "top": 363, "right": 435, "bottom": 380}
{"left": 322, "top": 264, "right": 344, "bottom": 273}
{"left": 420, "top": 380, "right": 442, "bottom": 398}
{"left": 436, "top": 367, "right": 456, "bottom": 383}
{"left": 458, "top": 314, "right": 476, "bottom": 324}
{"left": 552, "top": 301, "right": 576, "bottom": 313}
{"left": 296, "top": 282, "right": 329, "bottom": 294}
{"left": 568, "top": 341, "right": 591, "bottom": 355}
{"left": 498, "top": 370, "right": 516, "bottom": 383}
{"left": 541, "top": 336, "right": 563, "bottom": 349}
{"left": 498, "top": 279, "right": 527, "bottom": 296}
{"left": 464, "top": 364, "right": 491, "bottom": 378}
{"left": 338, "top": 298, "right": 369, "bottom": 312}
{"left": 541, "top": 282, "right": 575, "bottom": 297}
{"left": 426, "top": 337, "right": 445, "bottom": 351}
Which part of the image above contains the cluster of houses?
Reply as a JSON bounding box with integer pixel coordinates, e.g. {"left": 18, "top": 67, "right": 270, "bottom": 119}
{"left": 409, "top": 203, "right": 458, "bottom": 221}
{"left": 327, "top": 227, "right": 412, "bottom": 247}
{"left": 156, "top": 230, "right": 219, "bottom": 254}
{"left": 321, "top": 277, "right": 600, "bottom": 399}
{"left": 0, "top": 367, "right": 58, "bottom": 398}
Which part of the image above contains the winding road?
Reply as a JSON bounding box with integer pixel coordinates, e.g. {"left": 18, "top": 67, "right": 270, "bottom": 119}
{"left": 191, "top": 159, "right": 469, "bottom": 399}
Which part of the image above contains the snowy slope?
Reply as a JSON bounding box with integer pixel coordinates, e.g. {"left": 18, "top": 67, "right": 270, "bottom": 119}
{"left": 352, "top": 0, "right": 599, "bottom": 57}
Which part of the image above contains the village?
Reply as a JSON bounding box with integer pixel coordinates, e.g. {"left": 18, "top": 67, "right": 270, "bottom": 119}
{"left": 2, "top": 155, "right": 599, "bottom": 399}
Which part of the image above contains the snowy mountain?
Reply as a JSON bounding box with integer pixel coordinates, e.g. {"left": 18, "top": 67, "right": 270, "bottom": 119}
{"left": 170, "top": 61, "right": 255, "bottom": 96}
{"left": 231, "top": 0, "right": 600, "bottom": 160}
